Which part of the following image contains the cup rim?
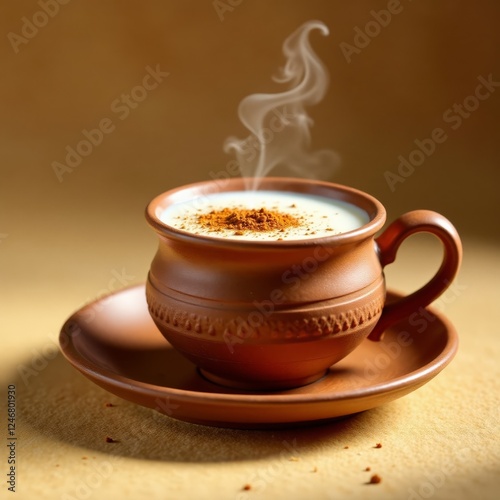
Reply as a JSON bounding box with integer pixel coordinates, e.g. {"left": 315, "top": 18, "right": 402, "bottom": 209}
{"left": 145, "top": 177, "right": 386, "bottom": 248}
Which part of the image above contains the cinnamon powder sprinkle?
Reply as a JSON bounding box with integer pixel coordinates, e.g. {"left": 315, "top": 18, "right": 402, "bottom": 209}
{"left": 197, "top": 207, "right": 300, "bottom": 234}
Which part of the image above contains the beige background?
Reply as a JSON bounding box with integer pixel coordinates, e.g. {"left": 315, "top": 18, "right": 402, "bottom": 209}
{"left": 0, "top": 1, "right": 499, "bottom": 499}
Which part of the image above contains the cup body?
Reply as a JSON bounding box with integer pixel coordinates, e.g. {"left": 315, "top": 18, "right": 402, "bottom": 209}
{"left": 146, "top": 177, "right": 389, "bottom": 389}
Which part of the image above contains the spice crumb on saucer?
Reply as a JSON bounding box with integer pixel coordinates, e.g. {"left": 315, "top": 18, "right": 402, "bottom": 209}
{"left": 365, "top": 466, "right": 371, "bottom": 471}
{"left": 104, "top": 402, "right": 117, "bottom": 407}
{"left": 369, "top": 474, "right": 382, "bottom": 484}
{"left": 344, "top": 445, "right": 349, "bottom": 449}
{"left": 105, "top": 436, "right": 119, "bottom": 443}
{"left": 375, "top": 443, "right": 382, "bottom": 448}
{"left": 242, "top": 484, "right": 252, "bottom": 491}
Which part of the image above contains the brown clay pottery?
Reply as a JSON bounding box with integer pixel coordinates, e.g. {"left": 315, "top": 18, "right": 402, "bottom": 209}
{"left": 145, "top": 178, "right": 462, "bottom": 390}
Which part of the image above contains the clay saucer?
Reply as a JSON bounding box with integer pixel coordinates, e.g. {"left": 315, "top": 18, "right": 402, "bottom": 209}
{"left": 59, "top": 285, "right": 458, "bottom": 429}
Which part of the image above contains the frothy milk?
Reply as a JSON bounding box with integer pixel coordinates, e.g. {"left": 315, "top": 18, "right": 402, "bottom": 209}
{"left": 160, "top": 191, "right": 369, "bottom": 241}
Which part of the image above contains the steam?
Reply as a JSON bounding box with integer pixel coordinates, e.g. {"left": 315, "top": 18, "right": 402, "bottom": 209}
{"left": 224, "top": 20, "right": 339, "bottom": 190}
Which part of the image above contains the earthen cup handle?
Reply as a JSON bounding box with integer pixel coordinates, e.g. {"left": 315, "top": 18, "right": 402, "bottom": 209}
{"left": 368, "top": 210, "right": 462, "bottom": 341}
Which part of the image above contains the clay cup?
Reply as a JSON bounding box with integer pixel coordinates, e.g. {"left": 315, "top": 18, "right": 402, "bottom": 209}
{"left": 145, "top": 177, "right": 462, "bottom": 390}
